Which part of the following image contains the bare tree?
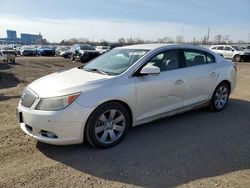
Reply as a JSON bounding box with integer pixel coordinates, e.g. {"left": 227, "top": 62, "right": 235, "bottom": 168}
{"left": 118, "top": 37, "right": 126, "bottom": 44}
{"left": 176, "top": 35, "right": 183, "bottom": 43}
{"left": 162, "top": 36, "right": 174, "bottom": 43}
{"left": 214, "top": 34, "right": 230, "bottom": 44}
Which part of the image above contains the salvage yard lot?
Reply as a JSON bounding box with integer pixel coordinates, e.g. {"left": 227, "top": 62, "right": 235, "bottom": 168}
{"left": 0, "top": 56, "right": 250, "bottom": 188}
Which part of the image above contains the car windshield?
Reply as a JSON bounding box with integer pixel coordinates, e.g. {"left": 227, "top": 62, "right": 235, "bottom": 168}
{"left": 2, "top": 47, "right": 13, "bottom": 50}
{"left": 232, "top": 46, "right": 243, "bottom": 51}
{"left": 22, "top": 46, "right": 35, "bottom": 50}
{"left": 40, "top": 45, "right": 52, "bottom": 48}
{"left": 61, "top": 47, "right": 71, "bottom": 51}
{"left": 83, "top": 49, "right": 149, "bottom": 75}
{"left": 80, "top": 45, "right": 95, "bottom": 50}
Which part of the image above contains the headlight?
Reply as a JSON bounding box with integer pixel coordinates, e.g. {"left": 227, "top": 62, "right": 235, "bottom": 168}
{"left": 36, "top": 93, "right": 80, "bottom": 111}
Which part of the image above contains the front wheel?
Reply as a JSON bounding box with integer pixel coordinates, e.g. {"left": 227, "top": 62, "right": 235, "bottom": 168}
{"left": 233, "top": 54, "right": 241, "bottom": 62}
{"left": 209, "top": 83, "right": 230, "bottom": 111}
{"left": 85, "top": 102, "right": 130, "bottom": 148}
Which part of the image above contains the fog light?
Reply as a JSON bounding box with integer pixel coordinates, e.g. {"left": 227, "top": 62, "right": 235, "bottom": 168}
{"left": 40, "top": 130, "right": 58, "bottom": 138}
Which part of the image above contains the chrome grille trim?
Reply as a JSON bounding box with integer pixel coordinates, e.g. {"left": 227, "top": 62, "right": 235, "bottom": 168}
{"left": 20, "top": 88, "right": 38, "bottom": 108}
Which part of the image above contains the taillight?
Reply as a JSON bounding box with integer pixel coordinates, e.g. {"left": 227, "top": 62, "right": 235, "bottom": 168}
{"left": 233, "top": 63, "right": 237, "bottom": 72}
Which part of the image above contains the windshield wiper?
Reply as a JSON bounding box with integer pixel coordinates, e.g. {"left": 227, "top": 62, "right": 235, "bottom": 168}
{"left": 84, "top": 68, "right": 110, "bottom": 75}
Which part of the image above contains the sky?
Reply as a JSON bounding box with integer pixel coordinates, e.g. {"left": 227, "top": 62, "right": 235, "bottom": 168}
{"left": 0, "top": 0, "right": 249, "bottom": 42}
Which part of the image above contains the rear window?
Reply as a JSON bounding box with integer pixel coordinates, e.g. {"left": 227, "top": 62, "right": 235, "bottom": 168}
{"left": 217, "top": 46, "right": 224, "bottom": 50}
{"left": 183, "top": 49, "right": 215, "bottom": 67}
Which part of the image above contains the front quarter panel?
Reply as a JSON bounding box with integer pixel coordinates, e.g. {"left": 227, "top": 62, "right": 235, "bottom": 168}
{"left": 75, "top": 76, "right": 137, "bottom": 123}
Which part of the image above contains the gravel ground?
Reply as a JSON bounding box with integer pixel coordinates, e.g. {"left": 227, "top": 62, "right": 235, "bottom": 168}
{"left": 0, "top": 56, "right": 249, "bottom": 188}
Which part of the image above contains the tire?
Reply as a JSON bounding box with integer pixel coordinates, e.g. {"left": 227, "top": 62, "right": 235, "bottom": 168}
{"left": 85, "top": 102, "right": 131, "bottom": 148}
{"left": 71, "top": 54, "right": 75, "bottom": 62}
{"left": 233, "top": 54, "right": 241, "bottom": 62}
{"left": 209, "top": 82, "right": 230, "bottom": 112}
{"left": 80, "top": 52, "right": 89, "bottom": 63}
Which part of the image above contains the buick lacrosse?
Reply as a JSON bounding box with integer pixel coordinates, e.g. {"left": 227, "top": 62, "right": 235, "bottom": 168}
{"left": 17, "top": 44, "right": 237, "bottom": 148}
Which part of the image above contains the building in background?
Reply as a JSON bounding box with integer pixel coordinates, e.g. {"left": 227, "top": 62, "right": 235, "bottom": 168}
{"left": 0, "top": 30, "right": 43, "bottom": 45}
{"left": 7, "top": 30, "right": 17, "bottom": 42}
{"left": 20, "top": 33, "right": 43, "bottom": 45}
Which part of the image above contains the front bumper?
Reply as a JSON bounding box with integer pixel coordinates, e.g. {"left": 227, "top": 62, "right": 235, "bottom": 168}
{"left": 17, "top": 101, "right": 93, "bottom": 145}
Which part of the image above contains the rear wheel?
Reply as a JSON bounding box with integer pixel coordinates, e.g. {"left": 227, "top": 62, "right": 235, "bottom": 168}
{"left": 209, "top": 82, "right": 230, "bottom": 111}
{"left": 233, "top": 54, "right": 241, "bottom": 62}
{"left": 71, "top": 54, "right": 75, "bottom": 62}
{"left": 85, "top": 102, "right": 130, "bottom": 148}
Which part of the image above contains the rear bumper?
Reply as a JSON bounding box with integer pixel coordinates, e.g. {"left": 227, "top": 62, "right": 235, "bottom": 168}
{"left": 241, "top": 55, "right": 250, "bottom": 61}
{"left": 17, "top": 101, "right": 93, "bottom": 145}
{"left": 39, "top": 51, "right": 55, "bottom": 56}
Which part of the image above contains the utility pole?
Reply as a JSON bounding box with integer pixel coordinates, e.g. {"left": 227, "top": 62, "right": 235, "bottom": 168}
{"left": 181, "top": 28, "right": 184, "bottom": 42}
{"left": 207, "top": 27, "right": 210, "bottom": 44}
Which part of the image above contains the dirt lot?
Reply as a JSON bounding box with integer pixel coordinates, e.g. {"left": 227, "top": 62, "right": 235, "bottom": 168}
{"left": 0, "top": 56, "right": 250, "bottom": 188}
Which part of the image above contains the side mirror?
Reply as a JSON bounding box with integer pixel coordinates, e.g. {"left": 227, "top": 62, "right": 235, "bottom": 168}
{"left": 231, "top": 49, "right": 234, "bottom": 52}
{"left": 140, "top": 65, "right": 160, "bottom": 76}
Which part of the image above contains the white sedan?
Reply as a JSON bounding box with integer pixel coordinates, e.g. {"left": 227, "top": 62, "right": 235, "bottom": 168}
{"left": 17, "top": 44, "right": 237, "bottom": 148}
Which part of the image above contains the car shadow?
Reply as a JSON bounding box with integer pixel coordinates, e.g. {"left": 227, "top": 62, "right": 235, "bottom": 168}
{"left": 0, "top": 72, "right": 20, "bottom": 90}
{"left": 0, "top": 95, "right": 20, "bottom": 102}
{"left": 37, "top": 98, "right": 250, "bottom": 187}
{"left": 0, "top": 63, "right": 10, "bottom": 70}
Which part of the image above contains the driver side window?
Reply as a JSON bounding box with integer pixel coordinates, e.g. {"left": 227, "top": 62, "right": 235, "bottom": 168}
{"left": 145, "top": 50, "right": 179, "bottom": 72}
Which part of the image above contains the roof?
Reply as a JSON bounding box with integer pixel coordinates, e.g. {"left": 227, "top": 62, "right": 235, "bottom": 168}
{"left": 118, "top": 43, "right": 173, "bottom": 50}
{"left": 118, "top": 43, "right": 209, "bottom": 51}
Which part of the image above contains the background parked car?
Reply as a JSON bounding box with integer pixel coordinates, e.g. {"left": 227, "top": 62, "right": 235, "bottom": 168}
{"left": 95, "top": 46, "right": 110, "bottom": 54}
{"left": 13, "top": 45, "right": 21, "bottom": 56}
{"left": 20, "top": 46, "right": 38, "bottom": 56}
{"left": 37, "top": 45, "right": 55, "bottom": 56}
{"left": 71, "top": 44, "right": 100, "bottom": 63}
{"left": 210, "top": 45, "right": 250, "bottom": 62}
{"left": 56, "top": 46, "right": 72, "bottom": 58}
{"left": 0, "top": 46, "right": 17, "bottom": 57}
{"left": 0, "top": 46, "right": 16, "bottom": 63}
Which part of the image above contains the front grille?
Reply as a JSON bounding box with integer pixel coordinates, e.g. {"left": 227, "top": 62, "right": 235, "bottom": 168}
{"left": 20, "top": 88, "right": 38, "bottom": 108}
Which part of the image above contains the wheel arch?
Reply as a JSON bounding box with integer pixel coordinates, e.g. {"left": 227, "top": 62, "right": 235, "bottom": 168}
{"left": 216, "top": 80, "right": 231, "bottom": 94}
{"left": 83, "top": 99, "right": 134, "bottom": 142}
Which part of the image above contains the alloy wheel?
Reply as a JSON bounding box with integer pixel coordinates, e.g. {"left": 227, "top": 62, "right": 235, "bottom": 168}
{"left": 214, "top": 85, "right": 229, "bottom": 110}
{"left": 95, "top": 109, "right": 126, "bottom": 144}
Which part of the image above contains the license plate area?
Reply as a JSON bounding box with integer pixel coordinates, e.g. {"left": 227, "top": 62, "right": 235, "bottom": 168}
{"left": 16, "top": 108, "right": 23, "bottom": 123}
{"left": 19, "top": 112, "right": 23, "bottom": 123}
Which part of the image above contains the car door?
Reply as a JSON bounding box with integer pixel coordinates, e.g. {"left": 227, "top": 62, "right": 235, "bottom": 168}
{"left": 224, "top": 46, "right": 234, "bottom": 59}
{"left": 216, "top": 46, "right": 225, "bottom": 56}
{"left": 181, "top": 49, "right": 219, "bottom": 106}
{"left": 134, "top": 49, "right": 185, "bottom": 122}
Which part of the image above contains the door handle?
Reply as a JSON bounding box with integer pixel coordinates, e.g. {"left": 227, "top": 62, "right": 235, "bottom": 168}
{"left": 175, "top": 79, "right": 184, "bottom": 84}
{"left": 209, "top": 72, "right": 217, "bottom": 77}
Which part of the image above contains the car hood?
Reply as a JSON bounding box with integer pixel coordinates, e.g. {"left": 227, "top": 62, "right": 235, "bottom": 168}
{"left": 38, "top": 48, "right": 53, "bottom": 51}
{"left": 28, "top": 68, "right": 115, "bottom": 98}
